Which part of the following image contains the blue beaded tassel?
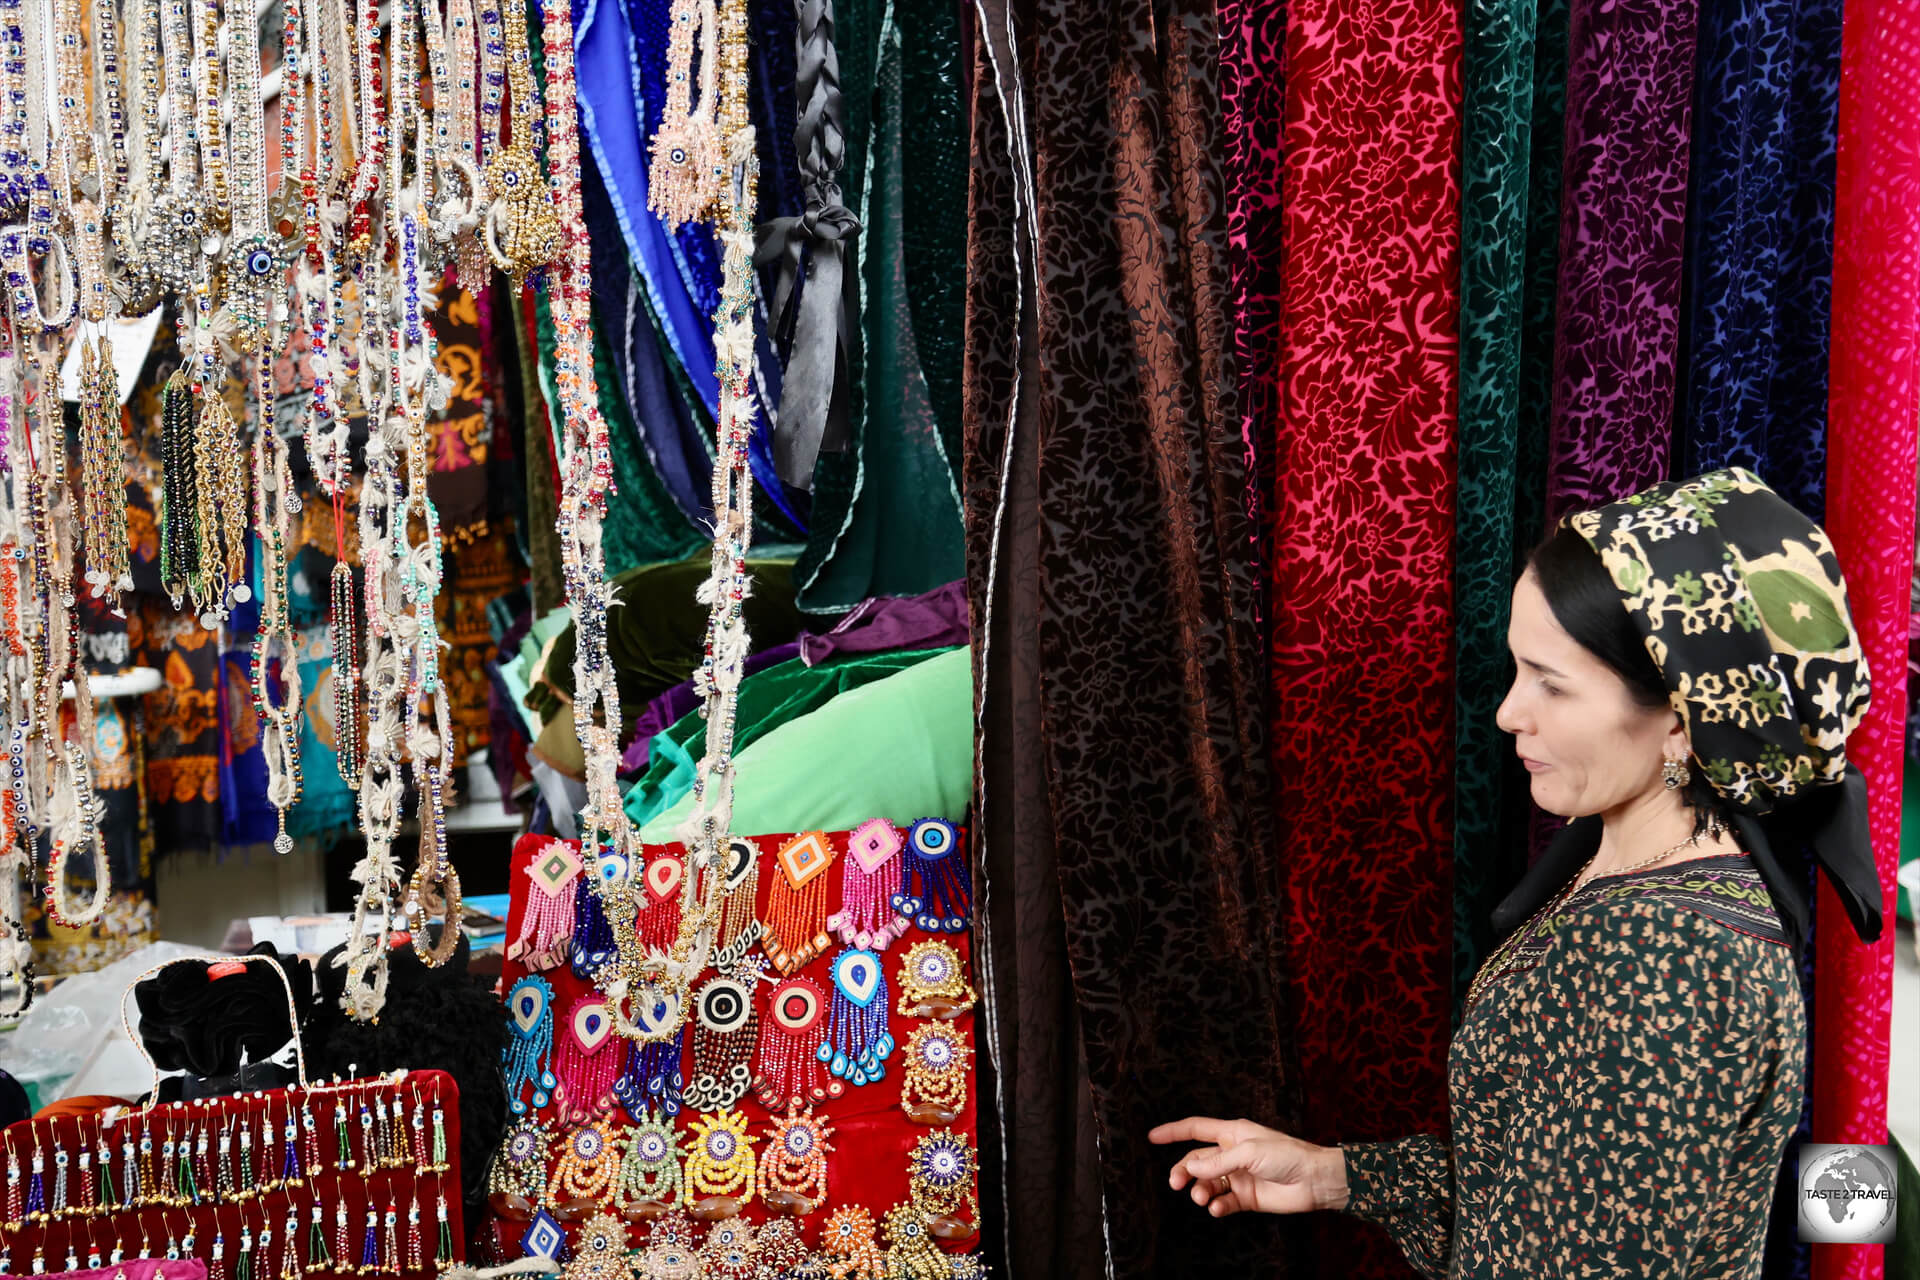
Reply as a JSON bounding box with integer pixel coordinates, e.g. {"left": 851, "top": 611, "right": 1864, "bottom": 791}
{"left": 817, "top": 948, "right": 893, "bottom": 1086}
{"left": 569, "top": 864, "right": 617, "bottom": 978}
{"left": 613, "top": 1028, "right": 687, "bottom": 1119}
{"left": 892, "top": 819, "right": 970, "bottom": 933}
{"left": 503, "top": 976, "right": 559, "bottom": 1114}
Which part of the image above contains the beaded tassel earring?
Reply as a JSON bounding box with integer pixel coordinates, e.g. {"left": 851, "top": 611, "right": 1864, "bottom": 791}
{"left": 569, "top": 862, "right": 617, "bottom": 979}
{"left": 636, "top": 850, "right": 685, "bottom": 951}
{"left": 612, "top": 1024, "right": 687, "bottom": 1120}
{"left": 685, "top": 966, "right": 761, "bottom": 1112}
{"left": 553, "top": 996, "right": 622, "bottom": 1120}
{"left": 711, "top": 838, "right": 761, "bottom": 969}
{"left": 509, "top": 840, "right": 582, "bottom": 971}
{"left": 49, "top": 1133, "right": 66, "bottom": 1217}
{"left": 22, "top": 1135, "right": 43, "bottom": 1223}
{"left": 356, "top": 1210, "right": 378, "bottom": 1273}
{"left": 893, "top": 819, "right": 970, "bottom": 933}
{"left": 752, "top": 978, "right": 838, "bottom": 1108}
{"left": 305, "top": 1199, "right": 333, "bottom": 1274}
{"left": 614, "top": 1108, "right": 681, "bottom": 1210}
{"left": 818, "top": 949, "right": 893, "bottom": 1087}
{"left": 828, "top": 819, "right": 909, "bottom": 951}
{"left": 760, "top": 832, "right": 835, "bottom": 975}
{"left": 503, "top": 975, "right": 559, "bottom": 1114}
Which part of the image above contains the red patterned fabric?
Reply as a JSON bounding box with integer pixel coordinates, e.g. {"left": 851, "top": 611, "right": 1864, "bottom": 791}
{"left": 1813, "top": 4, "right": 1920, "bottom": 1278}
{"left": 492, "top": 831, "right": 980, "bottom": 1258}
{"left": 1267, "top": 0, "right": 1461, "bottom": 1273}
{"left": 0, "top": 1072, "right": 465, "bottom": 1276}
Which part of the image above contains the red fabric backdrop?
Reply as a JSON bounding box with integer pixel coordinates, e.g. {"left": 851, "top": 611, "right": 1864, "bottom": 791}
{"left": 489, "top": 830, "right": 980, "bottom": 1259}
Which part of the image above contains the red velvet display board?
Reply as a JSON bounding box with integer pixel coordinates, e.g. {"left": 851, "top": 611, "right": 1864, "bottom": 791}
{"left": 0, "top": 1070, "right": 465, "bottom": 1276}
{"left": 492, "top": 830, "right": 980, "bottom": 1261}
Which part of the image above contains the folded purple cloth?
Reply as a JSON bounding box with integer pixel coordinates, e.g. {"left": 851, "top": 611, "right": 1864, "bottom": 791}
{"left": 798, "top": 579, "right": 969, "bottom": 667}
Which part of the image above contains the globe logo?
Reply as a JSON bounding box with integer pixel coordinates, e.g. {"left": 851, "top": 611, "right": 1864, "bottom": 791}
{"left": 1798, "top": 1143, "right": 1898, "bottom": 1244}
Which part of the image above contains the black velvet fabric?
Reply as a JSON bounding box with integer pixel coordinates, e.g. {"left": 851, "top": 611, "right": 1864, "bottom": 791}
{"left": 132, "top": 944, "right": 314, "bottom": 1080}
{"left": 307, "top": 930, "right": 510, "bottom": 1224}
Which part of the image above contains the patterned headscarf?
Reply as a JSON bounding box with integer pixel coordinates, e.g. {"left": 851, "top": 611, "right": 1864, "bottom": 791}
{"left": 1559, "top": 466, "right": 1882, "bottom": 950}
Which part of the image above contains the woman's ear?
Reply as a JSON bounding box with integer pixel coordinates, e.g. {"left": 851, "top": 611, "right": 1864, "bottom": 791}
{"left": 1665, "top": 712, "right": 1691, "bottom": 761}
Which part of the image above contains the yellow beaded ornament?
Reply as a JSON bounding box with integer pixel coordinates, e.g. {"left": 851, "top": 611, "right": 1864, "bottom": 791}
{"left": 680, "top": 1111, "right": 756, "bottom": 1206}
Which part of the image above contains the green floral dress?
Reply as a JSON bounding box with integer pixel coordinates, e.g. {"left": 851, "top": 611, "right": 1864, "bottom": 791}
{"left": 1339, "top": 853, "right": 1805, "bottom": 1278}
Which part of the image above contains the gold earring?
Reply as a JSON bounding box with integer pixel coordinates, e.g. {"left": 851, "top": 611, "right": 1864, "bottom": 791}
{"left": 1662, "top": 757, "right": 1690, "bottom": 790}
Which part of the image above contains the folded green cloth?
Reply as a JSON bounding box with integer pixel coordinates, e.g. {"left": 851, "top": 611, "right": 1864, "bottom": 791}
{"left": 640, "top": 646, "right": 972, "bottom": 839}
{"left": 623, "top": 648, "right": 950, "bottom": 828}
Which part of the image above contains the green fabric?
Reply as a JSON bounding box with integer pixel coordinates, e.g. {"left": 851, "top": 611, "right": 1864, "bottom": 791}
{"left": 501, "top": 606, "right": 574, "bottom": 737}
{"left": 639, "top": 645, "right": 972, "bottom": 839}
{"left": 533, "top": 555, "right": 808, "bottom": 750}
{"left": 592, "top": 305, "right": 708, "bottom": 572}
{"left": 1900, "top": 755, "right": 1918, "bottom": 923}
{"left": 791, "top": 0, "right": 965, "bottom": 614}
{"left": 622, "top": 647, "right": 951, "bottom": 827}
{"left": 893, "top": 0, "right": 967, "bottom": 470}
{"left": 1451, "top": 0, "right": 1557, "bottom": 1027}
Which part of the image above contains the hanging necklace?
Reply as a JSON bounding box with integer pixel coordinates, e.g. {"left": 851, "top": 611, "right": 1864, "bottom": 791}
{"left": 480, "top": 0, "right": 559, "bottom": 281}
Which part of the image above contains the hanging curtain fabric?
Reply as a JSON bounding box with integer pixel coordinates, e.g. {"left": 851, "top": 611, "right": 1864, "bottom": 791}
{"left": 790, "top": 0, "right": 966, "bottom": 613}
{"left": 1449, "top": 0, "right": 1565, "bottom": 1024}
{"left": 1265, "top": 1, "right": 1463, "bottom": 1278}
{"left": 1219, "top": 0, "right": 1284, "bottom": 605}
{"left": 964, "top": 0, "right": 1289, "bottom": 1270}
{"left": 1673, "top": 3, "right": 1841, "bottom": 1271}
{"left": 1675, "top": 0, "right": 1839, "bottom": 519}
{"left": 1541, "top": 0, "right": 1696, "bottom": 520}
{"left": 1813, "top": 8, "right": 1920, "bottom": 1280}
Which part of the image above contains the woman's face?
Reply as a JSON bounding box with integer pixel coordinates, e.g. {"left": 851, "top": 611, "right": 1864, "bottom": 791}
{"left": 1494, "top": 570, "right": 1686, "bottom": 818}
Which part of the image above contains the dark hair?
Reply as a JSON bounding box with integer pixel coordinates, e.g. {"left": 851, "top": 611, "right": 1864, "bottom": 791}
{"left": 1526, "top": 525, "right": 1732, "bottom": 838}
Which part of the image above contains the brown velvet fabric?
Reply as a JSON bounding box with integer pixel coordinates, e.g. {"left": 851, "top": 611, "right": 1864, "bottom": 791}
{"left": 961, "top": 0, "right": 1299, "bottom": 1273}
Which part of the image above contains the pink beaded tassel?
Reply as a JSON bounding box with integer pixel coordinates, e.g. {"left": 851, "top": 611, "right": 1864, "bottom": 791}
{"left": 826, "top": 820, "right": 910, "bottom": 951}
{"left": 508, "top": 839, "right": 583, "bottom": 971}
{"left": 553, "top": 996, "right": 623, "bottom": 1120}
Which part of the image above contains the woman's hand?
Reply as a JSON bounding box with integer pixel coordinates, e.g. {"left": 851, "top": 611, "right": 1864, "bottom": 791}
{"left": 1148, "top": 1116, "right": 1349, "bottom": 1218}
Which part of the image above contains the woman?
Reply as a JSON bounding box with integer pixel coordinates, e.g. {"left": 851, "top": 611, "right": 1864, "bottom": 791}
{"left": 1150, "top": 469, "right": 1886, "bottom": 1276}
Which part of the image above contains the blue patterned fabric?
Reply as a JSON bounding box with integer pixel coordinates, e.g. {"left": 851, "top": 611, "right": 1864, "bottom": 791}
{"left": 1674, "top": 3, "right": 1841, "bottom": 1274}
{"left": 1675, "top": 0, "right": 1839, "bottom": 524}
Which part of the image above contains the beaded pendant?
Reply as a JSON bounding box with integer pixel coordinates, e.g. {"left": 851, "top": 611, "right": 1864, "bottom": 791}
{"left": 881, "top": 1203, "right": 948, "bottom": 1280}
{"left": 818, "top": 948, "right": 892, "bottom": 1086}
{"left": 487, "top": 1117, "right": 551, "bottom": 1205}
{"left": 819, "top": 1205, "right": 884, "bottom": 1280}
{"left": 894, "top": 940, "right": 976, "bottom": 1018}
{"left": 893, "top": 819, "right": 970, "bottom": 933}
{"left": 907, "top": 1130, "right": 979, "bottom": 1223}
{"left": 560, "top": 1213, "right": 630, "bottom": 1280}
{"left": 570, "top": 856, "right": 620, "bottom": 979}
{"left": 639, "top": 1208, "right": 701, "bottom": 1280}
{"left": 752, "top": 977, "right": 838, "bottom": 1109}
{"left": 684, "top": 967, "right": 759, "bottom": 1112}
{"left": 698, "top": 1218, "right": 755, "bottom": 1280}
{"left": 680, "top": 1111, "right": 756, "bottom": 1207}
{"left": 551, "top": 1116, "right": 622, "bottom": 1204}
{"left": 759, "top": 831, "right": 835, "bottom": 975}
{"left": 614, "top": 1107, "right": 682, "bottom": 1209}
{"left": 329, "top": 562, "right": 364, "bottom": 790}
{"left": 755, "top": 1101, "right": 831, "bottom": 1213}
{"left": 509, "top": 840, "right": 582, "bottom": 971}
{"left": 828, "top": 818, "right": 911, "bottom": 951}
{"left": 900, "top": 1022, "right": 972, "bottom": 1123}
{"left": 502, "top": 976, "right": 558, "bottom": 1114}
{"left": 710, "top": 838, "right": 761, "bottom": 970}
{"left": 553, "top": 996, "right": 622, "bottom": 1120}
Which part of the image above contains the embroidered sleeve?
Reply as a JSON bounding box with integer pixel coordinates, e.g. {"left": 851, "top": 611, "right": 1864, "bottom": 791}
{"left": 1478, "top": 897, "right": 1797, "bottom": 1273}
{"left": 1338, "top": 1133, "right": 1454, "bottom": 1280}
